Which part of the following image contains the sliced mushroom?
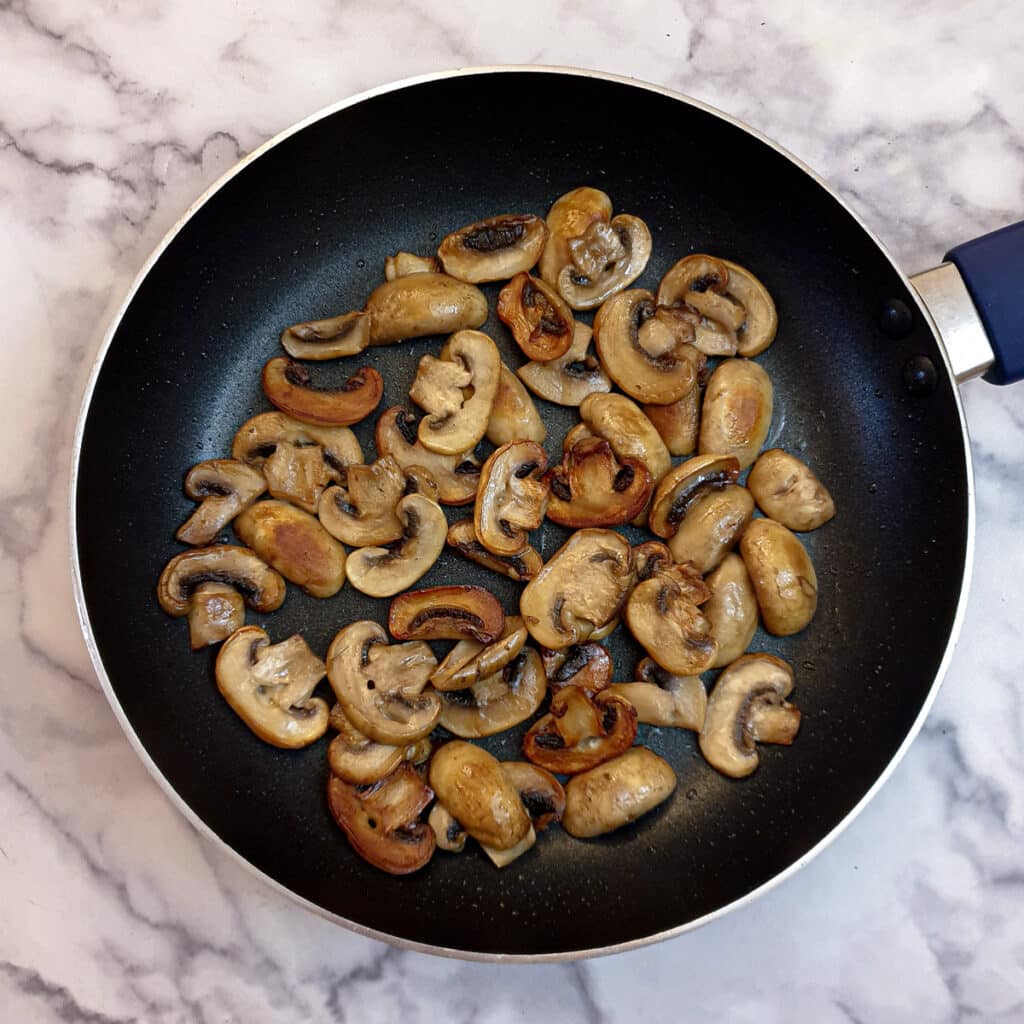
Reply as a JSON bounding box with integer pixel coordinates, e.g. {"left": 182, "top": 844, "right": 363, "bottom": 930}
{"left": 364, "top": 273, "right": 488, "bottom": 346}
{"left": 538, "top": 186, "right": 614, "bottom": 285}
{"left": 704, "top": 553, "right": 760, "bottom": 668}
{"left": 699, "top": 653, "right": 801, "bottom": 778}
{"left": 519, "top": 528, "right": 635, "bottom": 650}
{"left": 384, "top": 252, "right": 440, "bottom": 280}
{"left": 500, "top": 762, "right": 566, "bottom": 832}
{"left": 215, "top": 626, "right": 328, "bottom": 748}
{"left": 445, "top": 519, "right": 543, "bottom": 582}
{"left": 523, "top": 686, "right": 637, "bottom": 775}
{"left": 409, "top": 330, "right": 500, "bottom": 455}
{"left": 644, "top": 379, "right": 705, "bottom": 457}
{"left": 318, "top": 456, "right": 416, "bottom": 547}
{"left": 388, "top": 585, "right": 504, "bottom": 643}
{"left": 439, "top": 648, "right": 547, "bottom": 738}
{"left": 327, "top": 710, "right": 407, "bottom": 785}
{"left": 345, "top": 493, "right": 447, "bottom": 598}
{"left": 545, "top": 437, "right": 652, "bottom": 528}
{"left": 428, "top": 802, "right": 467, "bottom": 853}
{"left": 606, "top": 672, "right": 706, "bottom": 730}
{"left": 593, "top": 290, "right": 703, "bottom": 404}
{"left": 562, "top": 747, "right": 676, "bottom": 838}
{"left": 649, "top": 454, "right": 742, "bottom": 539}
{"left": 625, "top": 569, "right": 718, "bottom": 676}
{"left": 557, "top": 215, "right": 652, "bottom": 310}
{"left": 541, "top": 642, "right": 612, "bottom": 693}
{"left": 721, "top": 259, "right": 778, "bottom": 357}
{"left": 375, "top": 407, "right": 480, "bottom": 506}
{"left": 157, "top": 545, "right": 286, "bottom": 649}
{"left": 632, "top": 540, "right": 674, "bottom": 582}
{"left": 699, "top": 358, "right": 773, "bottom": 470}
{"left": 327, "top": 768, "right": 435, "bottom": 875}
{"left": 656, "top": 254, "right": 741, "bottom": 357}
{"left": 234, "top": 499, "right": 346, "bottom": 598}
{"left": 326, "top": 620, "right": 440, "bottom": 745}
{"left": 739, "top": 518, "right": 818, "bottom": 636}
{"left": 634, "top": 656, "right": 708, "bottom": 729}
{"left": 496, "top": 272, "right": 574, "bottom": 361}
{"left": 175, "top": 459, "right": 267, "bottom": 546}
{"left": 438, "top": 214, "right": 548, "bottom": 283}
{"left": 262, "top": 444, "right": 332, "bottom": 514}
{"left": 517, "top": 320, "right": 611, "bottom": 407}
{"left": 474, "top": 440, "right": 550, "bottom": 557}
{"left": 747, "top": 449, "right": 835, "bottom": 532}
{"left": 578, "top": 392, "right": 671, "bottom": 488}
{"left": 487, "top": 364, "right": 547, "bottom": 446}
{"left": 430, "top": 616, "right": 529, "bottom": 691}
{"left": 280, "top": 310, "right": 371, "bottom": 360}
{"left": 261, "top": 358, "right": 383, "bottom": 427}
{"left": 667, "top": 484, "right": 756, "bottom": 574}
{"left": 429, "top": 741, "right": 532, "bottom": 851}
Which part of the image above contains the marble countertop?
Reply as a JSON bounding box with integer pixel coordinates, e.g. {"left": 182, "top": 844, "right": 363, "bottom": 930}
{"left": 3, "top": 1, "right": 1023, "bottom": 1019}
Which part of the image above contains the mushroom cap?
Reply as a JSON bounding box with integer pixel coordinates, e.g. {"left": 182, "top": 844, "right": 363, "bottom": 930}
{"left": 517, "top": 320, "right": 611, "bottom": 407}
{"left": 428, "top": 741, "right": 532, "bottom": 851}
{"left": 215, "top": 626, "right": 329, "bottom": 748}
{"left": 445, "top": 519, "right": 543, "bottom": 582}
{"left": 666, "top": 483, "right": 756, "bottom": 575}
{"left": 486, "top": 364, "right": 547, "bottom": 447}
{"left": 176, "top": 459, "right": 267, "bottom": 546}
{"left": 500, "top": 761, "right": 566, "bottom": 833}
{"left": 649, "top": 454, "right": 742, "bottom": 539}
{"left": 699, "top": 653, "right": 801, "bottom": 778}
{"left": 538, "top": 186, "right": 613, "bottom": 285}
{"left": 157, "top": 545, "right": 286, "bottom": 617}
{"left": 326, "top": 620, "right": 441, "bottom": 745}
{"left": 438, "top": 213, "right": 548, "bottom": 283}
{"left": 388, "top": 585, "right": 504, "bottom": 644}
{"left": 496, "top": 272, "right": 575, "bottom": 361}
{"left": 579, "top": 392, "right": 671, "bottom": 487}
{"left": 698, "top": 358, "right": 773, "bottom": 470}
{"left": 430, "top": 616, "right": 529, "bottom": 691}
{"left": 540, "top": 641, "right": 613, "bottom": 693}
{"left": 746, "top": 448, "right": 835, "bottom": 532}
{"left": 375, "top": 407, "right": 480, "bottom": 506}
{"left": 704, "top": 553, "right": 760, "bottom": 668}
{"left": 721, "top": 259, "right": 778, "bottom": 357}
{"left": 261, "top": 358, "right": 383, "bottom": 427}
{"left": 474, "top": 440, "right": 550, "bottom": 557}
{"left": 231, "top": 411, "right": 363, "bottom": 478}
{"left": 280, "top": 310, "right": 371, "bottom": 361}
{"left": 739, "top": 518, "right": 818, "bottom": 636}
{"left": 364, "top": 272, "right": 488, "bottom": 346}
{"left": 317, "top": 456, "right": 412, "bottom": 547}
{"left": 625, "top": 573, "right": 718, "bottom": 676}
{"left": 556, "top": 215, "right": 652, "bottom": 310}
{"left": 519, "top": 528, "right": 635, "bottom": 650}
{"left": 344, "top": 493, "right": 448, "bottom": 598}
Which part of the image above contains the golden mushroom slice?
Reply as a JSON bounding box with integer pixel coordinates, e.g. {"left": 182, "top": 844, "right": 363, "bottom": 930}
{"left": 657, "top": 253, "right": 742, "bottom": 357}
{"left": 608, "top": 658, "right": 707, "bottom": 731}
{"left": 667, "top": 484, "right": 755, "bottom": 574}
{"left": 700, "top": 653, "right": 801, "bottom": 778}
{"left": 747, "top": 449, "right": 836, "bottom": 532}
{"left": 438, "top": 648, "right": 547, "bottom": 738}
{"left": 364, "top": 272, "right": 488, "bottom": 346}
{"left": 175, "top": 458, "right": 267, "bottom": 546}
{"left": 474, "top": 440, "right": 550, "bottom": 557}
{"left": 487, "top": 364, "right": 547, "bottom": 446}
{"left": 520, "top": 528, "right": 635, "bottom": 650}
{"left": 699, "top": 358, "right": 773, "bottom": 470}
{"left": 327, "top": 710, "right": 408, "bottom": 786}
{"left": 557, "top": 215, "right": 652, "bottom": 310}
{"left": 539, "top": 186, "right": 613, "bottom": 285}
{"left": 517, "top": 320, "right": 611, "bottom": 407}
{"left": 215, "top": 626, "right": 329, "bottom": 748}
{"left": 345, "top": 493, "right": 448, "bottom": 598}
{"left": 409, "top": 329, "right": 500, "bottom": 455}
{"left": 388, "top": 585, "right": 504, "bottom": 644}
{"left": 649, "top": 454, "right": 742, "bottom": 539}
{"left": 540, "top": 642, "right": 613, "bottom": 693}
{"left": 703, "top": 553, "right": 760, "bottom": 667}
{"left": 438, "top": 213, "right": 548, "bottom": 283}
{"left": 740, "top": 518, "right": 818, "bottom": 636}
{"left": 326, "top": 620, "right": 440, "bottom": 745}
{"left": 496, "top": 272, "right": 575, "bottom": 361}
{"left": 431, "top": 616, "right": 529, "bottom": 691}
{"left": 579, "top": 392, "right": 672, "bottom": 489}
{"left": 445, "top": 519, "right": 543, "bottom": 582}
{"left": 261, "top": 358, "right": 383, "bottom": 427}
{"left": 280, "top": 310, "right": 371, "bottom": 360}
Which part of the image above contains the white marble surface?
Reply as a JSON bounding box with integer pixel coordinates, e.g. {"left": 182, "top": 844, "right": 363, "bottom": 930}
{"left": 2, "top": 1, "right": 1023, "bottom": 1019}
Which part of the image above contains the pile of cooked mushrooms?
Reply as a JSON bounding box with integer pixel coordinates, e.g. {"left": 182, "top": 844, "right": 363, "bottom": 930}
{"left": 157, "top": 187, "right": 836, "bottom": 875}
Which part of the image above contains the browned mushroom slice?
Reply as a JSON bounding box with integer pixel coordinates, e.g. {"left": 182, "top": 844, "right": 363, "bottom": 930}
{"left": 699, "top": 653, "right": 801, "bottom": 778}
{"left": 500, "top": 761, "right": 565, "bottom": 832}
{"left": 519, "top": 528, "right": 635, "bottom": 650}
{"left": 409, "top": 330, "right": 500, "bottom": 455}
{"left": 438, "top": 213, "right": 548, "bottom": 283}
{"left": 215, "top": 626, "right": 329, "bottom": 748}
{"left": 523, "top": 686, "right": 637, "bottom": 774}
{"left": 538, "top": 186, "right": 614, "bottom": 285}
{"left": 607, "top": 671, "right": 706, "bottom": 730}
{"left": 176, "top": 459, "right": 267, "bottom": 546}
{"left": 644, "top": 376, "right": 706, "bottom": 458}
{"left": 326, "top": 620, "right": 440, "bottom": 745}
{"left": 388, "top": 585, "right": 504, "bottom": 643}
{"left": 667, "top": 483, "right": 755, "bottom": 574}
{"left": 540, "top": 642, "right": 612, "bottom": 693}
{"left": 579, "top": 392, "right": 672, "bottom": 489}
{"left": 318, "top": 456, "right": 412, "bottom": 547}
{"left": 517, "top": 320, "right": 611, "bottom": 407}
{"left": 698, "top": 358, "right": 773, "bottom": 469}
{"left": 262, "top": 444, "right": 331, "bottom": 514}
{"left": 703, "top": 553, "right": 760, "bottom": 668}
{"left": 280, "top": 311, "right": 371, "bottom": 360}
{"left": 364, "top": 273, "right": 488, "bottom": 346}
{"left": 496, "top": 272, "right": 574, "bottom": 361}
{"left": 656, "top": 253, "right": 742, "bottom": 357}
{"left": 474, "top": 440, "right": 550, "bottom": 557}
{"left": 234, "top": 500, "right": 347, "bottom": 598}
{"left": 487, "top": 364, "right": 547, "bottom": 446}
{"left": 721, "top": 259, "right": 778, "bottom": 356}
{"left": 545, "top": 437, "right": 653, "bottom": 528}
{"left": 327, "top": 767, "right": 435, "bottom": 875}
{"left": 431, "top": 617, "right": 529, "bottom": 691}
{"left": 746, "top": 449, "right": 835, "bottom": 532}
{"left": 261, "top": 358, "right": 383, "bottom": 427}
{"left": 438, "top": 649, "right": 547, "bottom": 738}
{"left": 375, "top": 407, "right": 480, "bottom": 506}
{"left": 157, "top": 545, "right": 286, "bottom": 649}
{"left": 557, "top": 216, "right": 652, "bottom": 310}
{"left": 384, "top": 252, "right": 440, "bottom": 280}
{"left": 593, "top": 290, "right": 703, "bottom": 405}
{"left": 648, "top": 454, "right": 742, "bottom": 539}
{"left": 446, "top": 519, "right": 543, "bottom": 582}
{"left": 327, "top": 710, "right": 407, "bottom": 785}
{"left": 740, "top": 518, "right": 818, "bottom": 636}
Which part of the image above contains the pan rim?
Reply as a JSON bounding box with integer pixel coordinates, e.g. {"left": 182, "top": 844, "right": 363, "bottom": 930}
{"left": 68, "top": 64, "right": 976, "bottom": 962}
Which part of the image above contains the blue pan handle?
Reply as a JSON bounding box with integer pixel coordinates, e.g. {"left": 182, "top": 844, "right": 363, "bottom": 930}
{"left": 946, "top": 222, "right": 1024, "bottom": 385}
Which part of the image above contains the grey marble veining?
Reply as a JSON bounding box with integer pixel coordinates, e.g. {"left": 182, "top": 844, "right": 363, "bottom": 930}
{"left": 2, "top": 1, "right": 1023, "bottom": 1020}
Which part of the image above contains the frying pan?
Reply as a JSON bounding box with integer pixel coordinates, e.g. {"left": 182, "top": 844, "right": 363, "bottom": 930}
{"left": 70, "top": 67, "right": 1024, "bottom": 960}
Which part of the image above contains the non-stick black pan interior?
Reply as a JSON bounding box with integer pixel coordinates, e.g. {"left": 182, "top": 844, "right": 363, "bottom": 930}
{"left": 76, "top": 71, "right": 969, "bottom": 956}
